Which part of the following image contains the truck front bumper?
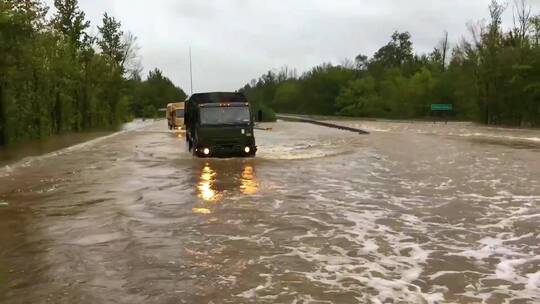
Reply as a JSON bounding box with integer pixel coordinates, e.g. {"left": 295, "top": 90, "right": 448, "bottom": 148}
{"left": 194, "top": 144, "right": 257, "bottom": 158}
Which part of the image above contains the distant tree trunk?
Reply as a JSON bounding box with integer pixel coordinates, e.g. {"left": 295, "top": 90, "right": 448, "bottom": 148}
{"left": 82, "top": 61, "right": 90, "bottom": 129}
{"left": 74, "top": 88, "right": 81, "bottom": 131}
{"left": 0, "top": 82, "right": 5, "bottom": 146}
{"left": 483, "top": 82, "right": 490, "bottom": 125}
{"left": 513, "top": 0, "right": 532, "bottom": 48}
{"left": 82, "top": 83, "right": 89, "bottom": 129}
{"left": 32, "top": 68, "right": 41, "bottom": 137}
{"left": 55, "top": 90, "right": 62, "bottom": 133}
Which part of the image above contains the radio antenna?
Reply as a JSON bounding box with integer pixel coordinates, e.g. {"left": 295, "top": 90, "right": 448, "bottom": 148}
{"left": 189, "top": 47, "right": 194, "bottom": 95}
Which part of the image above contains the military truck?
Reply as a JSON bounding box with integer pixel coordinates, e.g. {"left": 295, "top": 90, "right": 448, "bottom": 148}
{"left": 185, "top": 92, "right": 256, "bottom": 157}
{"left": 166, "top": 102, "right": 185, "bottom": 130}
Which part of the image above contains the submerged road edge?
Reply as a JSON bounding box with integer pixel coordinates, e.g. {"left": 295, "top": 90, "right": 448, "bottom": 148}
{"left": 0, "top": 119, "right": 157, "bottom": 176}
{"left": 276, "top": 114, "right": 370, "bottom": 135}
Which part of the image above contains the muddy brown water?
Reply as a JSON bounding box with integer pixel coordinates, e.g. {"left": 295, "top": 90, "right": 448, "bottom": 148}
{"left": 0, "top": 119, "right": 149, "bottom": 168}
{"left": 0, "top": 132, "right": 112, "bottom": 168}
{"left": 0, "top": 120, "right": 539, "bottom": 303}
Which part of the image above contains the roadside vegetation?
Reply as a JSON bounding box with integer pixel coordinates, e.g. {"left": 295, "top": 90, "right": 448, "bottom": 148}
{"left": 241, "top": 0, "right": 540, "bottom": 126}
{"left": 0, "top": 0, "right": 185, "bottom": 146}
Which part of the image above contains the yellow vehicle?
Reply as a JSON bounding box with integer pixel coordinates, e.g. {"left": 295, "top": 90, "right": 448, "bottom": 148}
{"left": 166, "top": 102, "right": 185, "bottom": 130}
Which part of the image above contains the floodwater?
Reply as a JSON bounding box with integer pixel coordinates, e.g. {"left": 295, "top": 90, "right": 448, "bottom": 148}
{"left": 0, "top": 119, "right": 539, "bottom": 303}
{"left": 0, "top": 119, "right": 148, "bottom": 168}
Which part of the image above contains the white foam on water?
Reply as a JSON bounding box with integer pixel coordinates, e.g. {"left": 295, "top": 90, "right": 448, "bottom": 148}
{"left": 258, "top": 141, "right": 354, "bottom": 160}
{"left": 251, "top": 192, "right": 439, "bottom": 303}
{"left": 120, "top": 118, "right": 157, "bottom": 131}
{"left": 456, "top": 132, "right": 540, "bottom": 143}
{"left": 272, "top": 199, "right": 283, "bottom": 209}
{"left": 458, "top": 236, "right": 522, "bottom": 260}
{"left": 429, "top": 270, "right": 486, "bottom": 281}
{"left": 445, "top": 228, "right": 540, "bottom": 301}
{"left": 360, "top": 126, "right": 393, "bottom": 133}
{"left": 217, "top": 275, "right": 237, "bottom": 286}
{"left": 495, "top": 258, "right": 529, "bottom": 281}
{"left": 526, "top": 272, "right": 540, "bottom": 290}
{"left": 236, "top": 273, "right": 273, "bottom": 299}
{"left": 251, "top": 155, "right": 537, "bottom": 303}
{"left": 243, "top": 121, "right": 540, "bottom": 302}
{"left": 359, "top": 239, "right": 379, "bottom": 254}
{"left": 291, "top": 294, "right": 333, "bottom": 304}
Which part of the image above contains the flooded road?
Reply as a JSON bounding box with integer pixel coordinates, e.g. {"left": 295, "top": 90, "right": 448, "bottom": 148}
{"left": 0, "top": 119, "right": 539, "bottom": 303}
{"left": 0, "top": 119, "right": 148, "bottom": 168}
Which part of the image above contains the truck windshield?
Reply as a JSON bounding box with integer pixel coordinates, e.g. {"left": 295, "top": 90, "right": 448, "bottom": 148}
{"left": 200, "top": 107, "right": 251, "bottom": 125}
{"left": 175, "top": 109, "right": 184, "bottom": 117}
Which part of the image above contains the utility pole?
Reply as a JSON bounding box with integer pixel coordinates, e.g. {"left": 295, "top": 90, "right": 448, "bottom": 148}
{"left": 189, "top": 47, "right": 193, "bottom": 95}
{"left": 441, "top": 31, "right": 449, "bottom": 72}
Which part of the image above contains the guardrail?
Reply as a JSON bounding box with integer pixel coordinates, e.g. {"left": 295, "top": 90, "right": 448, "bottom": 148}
{"left": 276, "top": 115, "right": 369, "bottom": 135}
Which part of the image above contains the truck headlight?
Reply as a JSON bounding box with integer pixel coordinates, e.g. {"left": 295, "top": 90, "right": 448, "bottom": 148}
{"left": 244, "top": 147, "right": 251, "bottom": 153}
{"left": 203, "top": 148, "right": 210, "bottom": 155}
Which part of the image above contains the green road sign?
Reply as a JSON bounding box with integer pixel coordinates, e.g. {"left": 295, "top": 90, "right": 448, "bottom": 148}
{"left": 431, "top": 104, "right": 453, "bottom": 111}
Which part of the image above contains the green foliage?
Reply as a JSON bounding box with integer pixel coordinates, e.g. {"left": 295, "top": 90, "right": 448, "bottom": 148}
{"left": 252, "top": 101, "right": 276, "bottom": 122}
{"left": 0, "top": 0, "right": 185, "bottom": 146}
{"left": 336, "top": 76, "right": 379, "bottom": 117}
{"left": 241, "top": 64, "right": 355, "bottom": 116}
{"left": 242, "top": 1, "right": 540, "bottom": 127}
{"left": 52, "top": 0, "right": 90, "bottom": 49}
{"left": 142, "top": 104, "right": 157, "bottom": 119}
{"left": 372, "top": 31, "right": 414, "bottom": 69}
{"left": 130, "top": 69, "right": 186, "bottom": 118}
{"left": 97, "top": 13, "right": 124, "bottom": 72}
{"left": 273, "top": 81, "right": 302, "bottom": 111}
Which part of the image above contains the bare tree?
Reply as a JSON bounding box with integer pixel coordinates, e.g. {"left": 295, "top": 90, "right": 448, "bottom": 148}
{"left": 488, "top": 0, "right": 506, "bottom": 37}
{"left": 277, "top": 66, "right": 290, "bottom": 82}
{"left": 512, "top": 0, "right": 532, "bottom": 47}
{"left": 466, "top": 20, "right": 485, "bottom": 50}
{"left": 531, "top": 15, "right": 540, "bottom": 46}
{"left": 121, "top": 31, "right": 142, "bottom": 79}
{"left": 340, "top": 58, "right": 355, "bottom": 69}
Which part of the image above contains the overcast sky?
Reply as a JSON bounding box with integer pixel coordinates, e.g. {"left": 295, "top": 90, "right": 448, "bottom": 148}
{"left": 44, "top": 0, "right": 540, "bottom": 93}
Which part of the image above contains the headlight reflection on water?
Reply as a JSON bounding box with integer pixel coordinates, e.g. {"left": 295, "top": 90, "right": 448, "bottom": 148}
{"left": 198, "top": 164, "right": 218, "bottom": 202}
{"left": 192, "top": 207, "right": 211, "bottom": 214}
{"left": 240, "top": 165, "right": 258, "bottom": 195}
{"left": 193, "top": 162, "right": 259, "bottom": 214}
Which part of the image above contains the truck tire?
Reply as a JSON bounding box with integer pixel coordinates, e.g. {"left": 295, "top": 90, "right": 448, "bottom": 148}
{"left": 191, "top": 140, "right": 198, "bottom": 156}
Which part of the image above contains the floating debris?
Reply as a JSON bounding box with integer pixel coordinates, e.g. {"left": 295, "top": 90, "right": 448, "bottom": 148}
{"left": 276, "top": 114, "right": 370, "bottom": 134}
{"left": 0, "top": 201, "right": 9, "bottom": 207}
{"left": 254, "top": 126, "right": 273, "bottom": 131}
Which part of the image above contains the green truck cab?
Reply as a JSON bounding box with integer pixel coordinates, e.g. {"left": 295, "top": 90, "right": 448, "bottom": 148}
{"left": 185, "top": 92, "right": 257, "bottom": 157}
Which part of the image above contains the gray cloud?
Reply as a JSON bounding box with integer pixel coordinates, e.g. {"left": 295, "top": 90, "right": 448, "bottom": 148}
{"left": 44, "top": 0, "right": 540, "bottom": 93}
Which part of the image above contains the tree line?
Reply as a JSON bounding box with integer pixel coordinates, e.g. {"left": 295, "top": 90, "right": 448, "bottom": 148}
{"left": 0, "top": 0, "right": 185, "bottom": 146}
{"left": 241, "top": 0, "right": 540, "bottom": 126}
